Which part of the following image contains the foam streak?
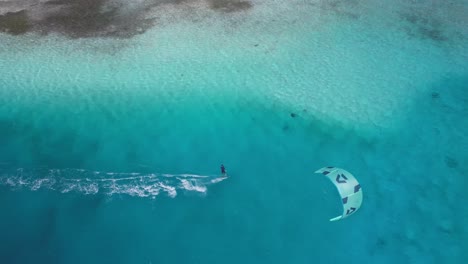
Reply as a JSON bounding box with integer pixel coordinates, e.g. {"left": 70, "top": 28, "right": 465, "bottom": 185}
{"left": 0, "top": 168, "right": 227, "bottom": 198}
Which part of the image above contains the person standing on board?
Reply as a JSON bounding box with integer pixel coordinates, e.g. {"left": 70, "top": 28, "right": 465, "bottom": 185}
{"left": 220, "top": 164, "right": 226, "bottom": 176}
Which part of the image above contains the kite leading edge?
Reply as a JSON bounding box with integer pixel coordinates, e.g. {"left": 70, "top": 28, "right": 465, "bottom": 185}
{"left": 315, "top": 167, "right": 363, "bottom": 221}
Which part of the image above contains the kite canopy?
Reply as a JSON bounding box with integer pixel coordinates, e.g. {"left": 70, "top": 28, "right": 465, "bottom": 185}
{"left": 315, "top": 167, "right": 363, "bottom": 221}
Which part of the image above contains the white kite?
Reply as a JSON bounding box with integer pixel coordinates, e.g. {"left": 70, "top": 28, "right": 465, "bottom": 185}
{"left": 315, "top": 167, "right": 363, "bottom": 221}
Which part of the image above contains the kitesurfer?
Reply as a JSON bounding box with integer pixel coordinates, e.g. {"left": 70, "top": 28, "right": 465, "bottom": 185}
{"left": 220, "top": 164, "right": 226, "bottom": 176}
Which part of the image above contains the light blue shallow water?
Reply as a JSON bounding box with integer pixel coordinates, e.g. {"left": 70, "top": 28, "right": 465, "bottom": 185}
{"left": 1, "top": 1, "right": 467, "bottom": 263}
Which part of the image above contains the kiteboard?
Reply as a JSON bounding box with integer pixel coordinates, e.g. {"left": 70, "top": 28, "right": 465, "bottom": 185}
{"left": 211, "top": 174, "right": 228, "bottom": 183}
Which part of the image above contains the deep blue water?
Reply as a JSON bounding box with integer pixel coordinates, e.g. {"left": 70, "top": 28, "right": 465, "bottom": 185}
{"left": 1, "top": 1, "right": 467, "bottom": 263}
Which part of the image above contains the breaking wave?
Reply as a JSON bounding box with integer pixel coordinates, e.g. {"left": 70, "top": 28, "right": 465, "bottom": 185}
{"left": 0, "top": 168, "right": 228, "bottom": 198}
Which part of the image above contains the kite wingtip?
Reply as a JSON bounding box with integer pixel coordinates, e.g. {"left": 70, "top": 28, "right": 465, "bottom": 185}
{"left": 329, "top": 216, "right": 343, "bottom": 221}
{"left": 315, "top": 166, "right": 336, "bottom": 174}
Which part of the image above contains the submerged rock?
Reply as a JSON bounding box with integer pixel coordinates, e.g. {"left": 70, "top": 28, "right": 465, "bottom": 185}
{"left": 444, "top": 156, "right": 458, "bottom": 168}
{"left": 438, "top": 219, "right": 454, "bottom": 234}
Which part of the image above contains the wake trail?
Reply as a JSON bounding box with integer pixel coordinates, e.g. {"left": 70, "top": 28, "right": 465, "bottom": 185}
{"left": 0, "top": 168, "right": 228, "bottom": 198}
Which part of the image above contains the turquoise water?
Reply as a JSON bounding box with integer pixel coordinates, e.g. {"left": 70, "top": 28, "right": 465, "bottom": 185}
{"left": 1, "top": 1, "right": 467, "bottom": 263}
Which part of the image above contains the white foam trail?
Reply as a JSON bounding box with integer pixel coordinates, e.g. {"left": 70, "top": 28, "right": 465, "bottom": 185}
{"left": 159, "top": 183, "right": 177, "bottom": 198}
{"left": 0, "top": 168, "right": 227, "bottom": 199}
{"left": 180, "top": 179, "right": 207, "bottom": 193}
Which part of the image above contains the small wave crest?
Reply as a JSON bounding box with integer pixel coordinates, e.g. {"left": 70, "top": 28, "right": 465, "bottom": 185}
{"left": 0, "top": 168, "right": 227, "bottom": 198}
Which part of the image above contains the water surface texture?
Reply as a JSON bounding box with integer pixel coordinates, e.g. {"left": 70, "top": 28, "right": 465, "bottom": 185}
{"left": 1, "top": 0, "right": 467, "bottom": 263}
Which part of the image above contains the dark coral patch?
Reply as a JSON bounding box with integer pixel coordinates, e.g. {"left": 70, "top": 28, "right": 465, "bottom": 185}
{"left": 0, "top": 0, "right": 253, "bottom": 39}
{"left": 0, "top": 10, "right": 31, "bottom": 35}
{"left": 208, "top": 0, "right": 253, "bottom": 13}
{"left": 400, "top": 12, "right": 448, "bottom": 43}
{"left": 37, "top": 0, "right": 157, "bottom": 38}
